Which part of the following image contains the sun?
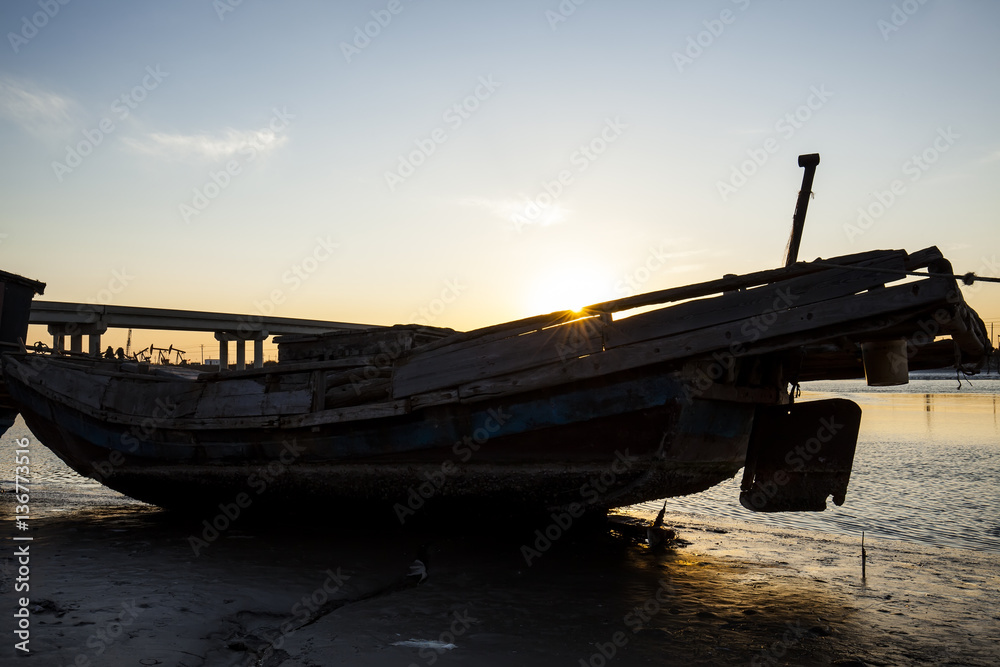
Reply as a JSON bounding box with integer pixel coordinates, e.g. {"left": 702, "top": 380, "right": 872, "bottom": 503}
{"left": 526, "top": 265, "right": 612, "bottom": 316}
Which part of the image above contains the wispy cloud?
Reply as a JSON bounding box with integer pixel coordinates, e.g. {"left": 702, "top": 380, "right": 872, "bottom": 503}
{"left": 0, "top": 75, "right": 78, "bottom": 141}
{"left": 980, "top": 149, "right": 1000, "bottom": 164}
{"left": 122, "top": 127, "right": 288, "bottom": 161}
{"left": 461, "top": 196, "right": 571, "bottom": 229}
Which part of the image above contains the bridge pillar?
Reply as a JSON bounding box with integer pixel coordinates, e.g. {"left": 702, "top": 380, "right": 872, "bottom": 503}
{"left": 216, "top": 331, "right": 268, "bottom": 370}
{"left": 215, "top": 332, "right": 233, "bottom": 370}
{"left": 48, "top": 322, "right": 107, "bottom": 356}
{"left": 254, "top": 338, "right": 265, "bottom": 369}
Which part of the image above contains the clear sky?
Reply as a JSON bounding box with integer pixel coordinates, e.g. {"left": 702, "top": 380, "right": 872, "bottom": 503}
{"left": 2, "top": 0, "right": 999, "bottom": 358}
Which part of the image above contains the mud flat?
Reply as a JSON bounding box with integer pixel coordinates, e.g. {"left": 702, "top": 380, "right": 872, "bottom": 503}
{"left": 2, "top": 504, "right": 998, "bottom": 666}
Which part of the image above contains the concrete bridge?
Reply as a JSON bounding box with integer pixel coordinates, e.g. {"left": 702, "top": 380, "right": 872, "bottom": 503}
{"left": 29, "top": 301, "right": 377, "bottom": 369}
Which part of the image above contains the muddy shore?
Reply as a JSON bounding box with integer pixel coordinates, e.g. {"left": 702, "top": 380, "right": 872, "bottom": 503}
{"left": 3, "top": 503, "right": 998, "bottom": 667}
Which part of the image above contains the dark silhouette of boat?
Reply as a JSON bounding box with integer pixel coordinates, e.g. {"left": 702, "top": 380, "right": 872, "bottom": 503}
{"left": 1, "top": 246, "right": 991, "bottom": 518}
{"left": 2, "top": 156, "right": 992, "bottom": 518}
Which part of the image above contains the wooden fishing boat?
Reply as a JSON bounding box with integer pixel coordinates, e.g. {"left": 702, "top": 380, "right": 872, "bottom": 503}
{"left": 0, "top": 246, "right": 992, "bottom": 518}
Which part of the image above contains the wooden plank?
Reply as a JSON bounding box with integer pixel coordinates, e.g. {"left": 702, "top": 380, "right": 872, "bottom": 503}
{"left": 194, "top": 378, "right": 266, "bottom": 418}
{"left": 194, "top": 393, "right": 264, "bottom": 418}
{"left": 261, "top": 389, "right": 313, "bottom": 415}
{"left": 116, "top": 414, "right": 281, "bottom": 429}
{"left": 456, "top": 277, "right": 956, "bottom": 402}
{"left": 32, "top": 365, "right": 112, "bottom": 410}
{"left": 409, "top": 389, "right": 461, "bottom": 410}
{"left": 325, "top": 366, "right": 390, "bottom": 388}
{"left": 103, "top": 379, "right": 204, "bottom": 419}
{"left": 196, "top": 356, "right": 379, "bottom": 381}
{"left": 325, "top": 377, "right": 391, "bottom": 408}
{"left": 904, "top": 246, "right": 943, "bottom": 271}
{"left": 412, "top": 248, "right": 907, "bottom": 361}
{"left": 585, "top": 248, "right": 904, "bottom": 316}
{"left": 604, "top": 253, "right": 907, "bottom": 349}
{"left": 392, "top": 317, "right": 605, "bottom": 399}
{"left": 279, "top": 400, "right": 410, "bottom": 428}
{"left": 411, "top": 310, "right": 585, "bottom": 355}
{"left": 395, "top": 254, "right": 908, "bottom": 398}
{"left": 310, "top": 369, "right": 326, "bottom": 412}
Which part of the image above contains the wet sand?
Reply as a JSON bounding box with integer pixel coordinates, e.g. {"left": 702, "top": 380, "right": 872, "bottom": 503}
{"left": 3, "top": 504, "right": 999, "bottom": 666}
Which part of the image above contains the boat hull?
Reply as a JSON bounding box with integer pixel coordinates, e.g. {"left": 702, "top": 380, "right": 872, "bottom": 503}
{"left": 4, "top": 355, "right": 759, "bottom": 515}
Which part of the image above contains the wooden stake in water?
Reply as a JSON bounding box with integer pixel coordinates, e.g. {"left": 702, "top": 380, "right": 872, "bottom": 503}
{"left": 861, "top": 531, "right": 867, "bottom": 581}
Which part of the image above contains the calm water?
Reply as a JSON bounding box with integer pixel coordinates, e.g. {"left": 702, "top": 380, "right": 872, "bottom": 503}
{"left": 635, "top": 375, "right": 1000, "bottom": 554}
{"left": 3, "top": 376, "right": 999, "bottom": 552}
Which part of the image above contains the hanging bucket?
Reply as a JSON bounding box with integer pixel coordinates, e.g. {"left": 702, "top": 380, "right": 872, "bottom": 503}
{"left": 861, "top": 339, "right": 908, "bottom": 386}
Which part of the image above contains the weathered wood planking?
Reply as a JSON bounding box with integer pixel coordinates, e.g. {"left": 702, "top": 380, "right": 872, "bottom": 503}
{"left": 902, "top": 246, "right": 943, "bottom": 270}
{"left": 194, "top": 379, "right": 265, "bottom": 419}
{"left": 604, "top": 253, "right": 907, "bottom": 349}
{"left": 409, "top": 389, "right": 460, "bottom": 410}
{"left": 394, "top": 254, "right": 910, "bottom": 398}
{"left": 103, "top": 378, "right": 204, "bottom": 418}
{"left": 27, "top": 363, "right": 112, "bottom": 410}
{"left": 411, "top": 310, "right": 588, "bottom": 356}
{"left": 325, "top": 377, "right": 391, "bottom": 408}
{"left": 279, "top": 399, "right": 410, "bottom": 428}
{"left": 392, "top": 317, "right": 606, "bottom": 399}
{"left": 446, "top": 276, "right": 957, "bottom": 403}
{"left": 261, "top": 389, "right": 313, "bottom": 415}
{"left": 408, "top": 248, "right": 906, "bottom": 361}
{"left": 276, "top": 326, "right": 452, "bottom": 363}
{"left": 195, "top": 356, "right": 381, "bottom": 381}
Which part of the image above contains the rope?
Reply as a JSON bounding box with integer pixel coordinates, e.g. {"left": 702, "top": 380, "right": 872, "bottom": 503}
{"left": 811, "top": 261, "right": 1000, "bottom": 285}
